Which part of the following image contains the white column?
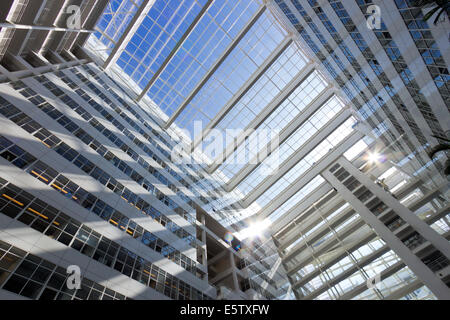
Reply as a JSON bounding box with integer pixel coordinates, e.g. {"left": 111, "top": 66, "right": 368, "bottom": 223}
{"left": 230, "top": 251, "right": 239, "bottom": 291}
{"left": 322, "top": 161, "right": 450, "bottom": 299}
{"left": 339, "top": 157, "right": 450, "bottom": 260}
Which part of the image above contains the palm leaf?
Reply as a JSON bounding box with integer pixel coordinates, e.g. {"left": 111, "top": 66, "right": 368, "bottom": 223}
{"left": 423, "top": 6, "right": 440, "bottom": 21}
{"left": 413, "top": 0, "right": 449, "bottom": 25}
{"left": 428, "top": 144, "right": 450, "bottom": 159}
{"left": 433, "top": 7, "right": 447, "bottom": 24}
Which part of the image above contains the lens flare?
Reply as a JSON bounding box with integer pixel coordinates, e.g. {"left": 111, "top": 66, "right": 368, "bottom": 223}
{"left": 224, "top": 232, "right": 234, "bottom": 243}
{"left": 367, "top": 152, "right": 387, "bottom": 164}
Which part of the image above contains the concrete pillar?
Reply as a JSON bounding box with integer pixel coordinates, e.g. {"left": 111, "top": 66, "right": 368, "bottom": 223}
{"left": 230, "top": 251, "right": 239, "bottom": 291}
{"left": 201, "top": 214, "right": 208, "bottom": 282}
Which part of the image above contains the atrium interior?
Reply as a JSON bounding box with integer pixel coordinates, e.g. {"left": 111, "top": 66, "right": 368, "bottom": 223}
{"left": 0, "top": 0, "right": 449, "bottom": 300}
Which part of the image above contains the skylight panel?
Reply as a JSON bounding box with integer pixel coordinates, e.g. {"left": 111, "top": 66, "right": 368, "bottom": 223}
{"left": 344, "top": 139, "right": 369, "bottom": 161}
{"left": 175, "top": 9, "right": 286, "bottom": 135}
{"left": 216, "top": 67, "right": 325, "bottom": 181}
{"left": 214, "top": 63, "right": 326, "bottom": 179}
{"left": 217, "top": 44, "right": 307, "bottom": 131}
{"left": 94, "top": 0, "right": 144, "bottom": 54}
{"left": 236, "top": 95, "right": 344, "bottom": 195}
{"left": 117, "top": 0, "right": 202, "bottom": 87}
{"left": 268, "top": 175, "right": 325, "bottom": 222}
{"left": 254, "top": 117, "right": 356, "bottom": 207}
{"left": 390, "top": 180, "right": 407, "bottom": 194}
{"left": 378, "top": 167, "right": 398, "bottom": 181}
{"left": 197, "top": 43, "right": 307, "bottom": 164}
{"left": 149, "top": 0, "right": 261, "bottom": 117}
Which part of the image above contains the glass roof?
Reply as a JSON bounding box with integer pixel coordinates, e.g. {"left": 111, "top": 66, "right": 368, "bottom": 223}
{"left": 90, "top": 0, "right": 359, "bottom": 225}
{"left": 81, "top": 0, "right": 450, "bottom": 301}
{"left": 200, "top": 42, "right": 307, "bottom": 162}
{"left": 118, "top": 0, "right": 206, "bottom": 88}
{"left": 95, "top": 0, "right": 145, "bottom": 55}
{"left": 175, "top": 7, "right": 286, "bottom": 135}
{"left": 218, "top": 70, "right": 327, "bottom": 181}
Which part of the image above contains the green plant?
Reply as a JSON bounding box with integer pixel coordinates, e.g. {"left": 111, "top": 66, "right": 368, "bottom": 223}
{"left": 413, "top": 0, "right": 450, "bottom": 25}
{"left": 428, "top": 135, "right": 450, "bottom": 176}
